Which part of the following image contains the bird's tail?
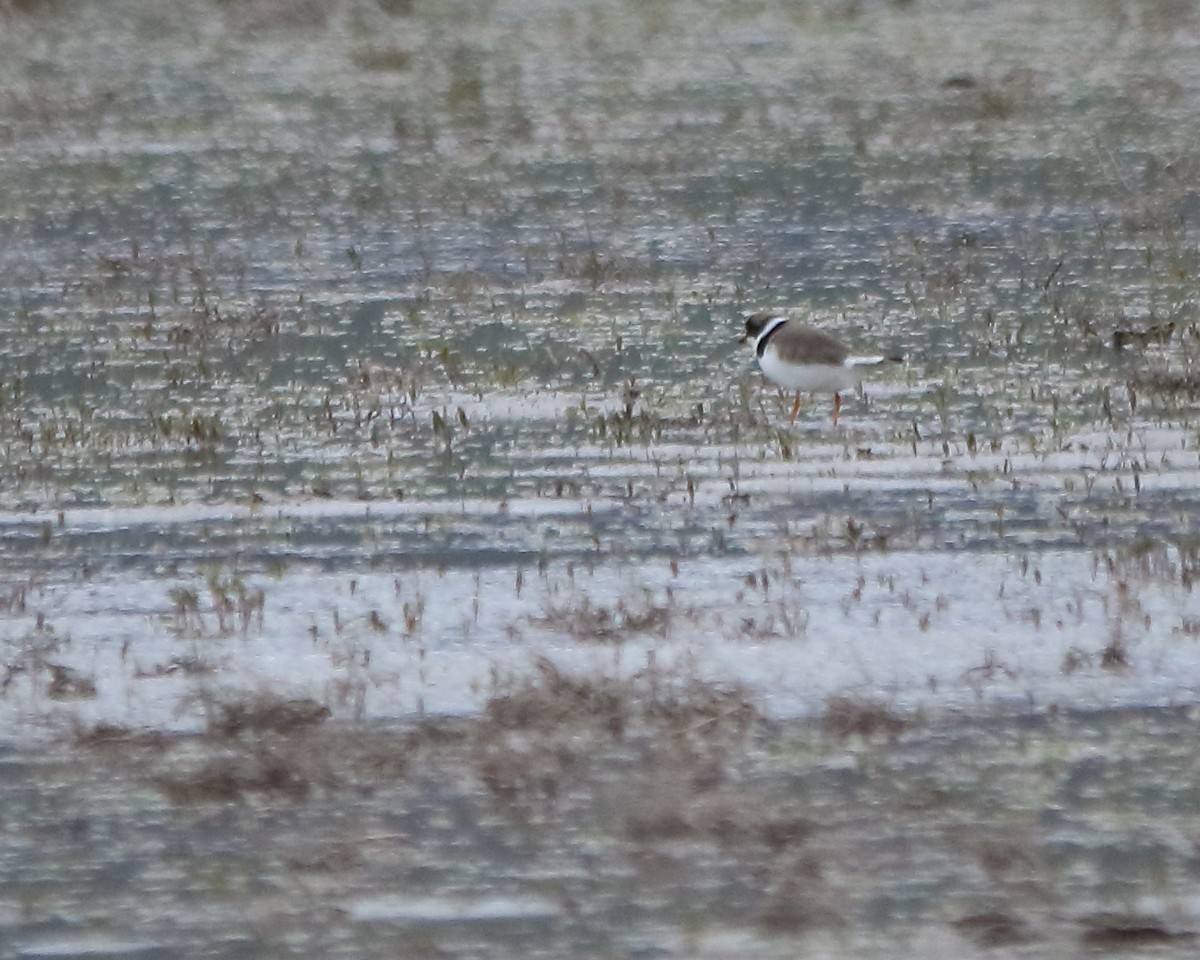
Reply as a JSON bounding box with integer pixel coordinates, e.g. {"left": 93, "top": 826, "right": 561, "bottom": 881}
{"left": 848, "top": 353, "right": 904, "bottom": 368}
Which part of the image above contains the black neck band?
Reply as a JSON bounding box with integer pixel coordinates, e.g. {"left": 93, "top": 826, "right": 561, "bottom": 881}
{"left": 756, "top": 320, "right": 785, "bottom": 359}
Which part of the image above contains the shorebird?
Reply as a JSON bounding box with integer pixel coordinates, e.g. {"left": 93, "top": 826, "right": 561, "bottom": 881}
{"left": 740, "top": 311, "right": 903, "bottom": 426}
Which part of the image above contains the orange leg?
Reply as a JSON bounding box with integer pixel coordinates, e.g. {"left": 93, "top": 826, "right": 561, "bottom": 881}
{"left": 832, "top": 392, "right": 842, "bottom": 427}
{"left": 789, "top": 393, "right": 802, "bottom": 424}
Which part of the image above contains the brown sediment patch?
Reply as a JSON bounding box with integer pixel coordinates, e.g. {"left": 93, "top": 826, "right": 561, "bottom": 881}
{"left": 821, "top": 694, "right": 912, "bottom": 741}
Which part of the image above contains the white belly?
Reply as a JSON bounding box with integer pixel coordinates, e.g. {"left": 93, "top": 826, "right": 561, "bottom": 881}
{"left": 759, "top": 351, "right": 861, "bottom": 393}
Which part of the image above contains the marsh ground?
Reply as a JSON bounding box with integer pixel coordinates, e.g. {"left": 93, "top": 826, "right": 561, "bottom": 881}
{"left": 2, "top": 0, "right": 1200, "bottom": 956}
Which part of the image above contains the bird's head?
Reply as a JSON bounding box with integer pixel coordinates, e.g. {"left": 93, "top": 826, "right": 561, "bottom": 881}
{"left": 740, "top": 311, "right": 782, "bottom": 344}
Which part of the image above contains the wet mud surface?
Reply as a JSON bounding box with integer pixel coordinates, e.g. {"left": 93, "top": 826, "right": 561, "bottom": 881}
{"left": 3, "top": 0, "right": 1200, "bottom": 955}
{"left": 6, "top": 697, "right": 1200, "bottom": 959}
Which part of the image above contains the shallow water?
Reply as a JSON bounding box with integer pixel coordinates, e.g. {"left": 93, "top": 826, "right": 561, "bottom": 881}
{"left": 3, "top": 0, "right": 1200, "bottom": 955}
{"left": 6, "top": 705, "right": 1200, "bottom": 959}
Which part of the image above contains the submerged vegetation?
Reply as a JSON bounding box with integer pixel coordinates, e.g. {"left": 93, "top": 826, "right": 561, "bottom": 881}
{"left": 2, "top": 0, "right": 1200, "bottom": 955}
{"left": 1, "top": 0, "right": 1199, "bottom": 514}
{"left": 51, "top": 676, "right": 1200, "bottom": 957}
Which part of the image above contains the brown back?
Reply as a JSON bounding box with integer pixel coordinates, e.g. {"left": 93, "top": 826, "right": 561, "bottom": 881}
{"left": 765, "top": 324, "right": 848, "bottom": 365}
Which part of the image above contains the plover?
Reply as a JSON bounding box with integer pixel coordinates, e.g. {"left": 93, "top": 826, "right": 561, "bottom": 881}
{"left": 740, "top": 311, "right": 903, "bottom": 426}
